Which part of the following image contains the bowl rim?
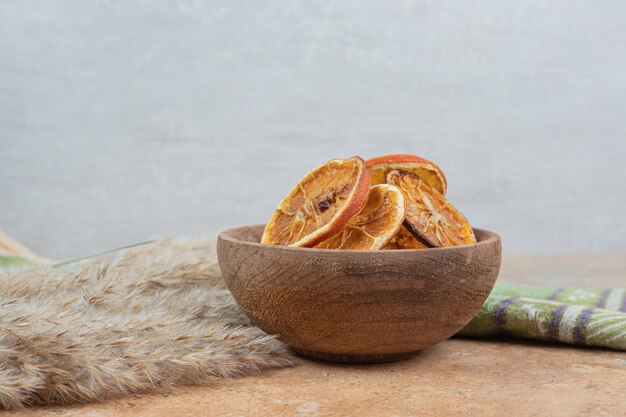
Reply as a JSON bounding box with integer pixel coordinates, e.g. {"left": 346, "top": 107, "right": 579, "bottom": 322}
{"left": 218, "top": 224, "right": 500, "bottom": 254}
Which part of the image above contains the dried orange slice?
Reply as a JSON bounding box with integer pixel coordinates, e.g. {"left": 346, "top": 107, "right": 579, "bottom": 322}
{"left": 386, "top": 170, "right": 476, "bottom": 247}
{"left": 261, "top": 157, "right": 371, "bottom": 247}
{"left": 383, "top": 225, "right": 428, "bottom": 250}
{"left": 316, "top": 184, "right": 405, "bottom": 250}
{"left": 366, "top": 154, "right": 447, "bottom": 195}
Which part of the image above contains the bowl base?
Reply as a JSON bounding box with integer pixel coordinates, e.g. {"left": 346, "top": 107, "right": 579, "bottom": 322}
{"left": 291, "top": 347, "right": 420, "bottom": 363}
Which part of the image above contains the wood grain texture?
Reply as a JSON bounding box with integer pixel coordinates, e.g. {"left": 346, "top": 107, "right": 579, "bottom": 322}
{"left": 218, "top": 225, "right": 501, "bottom": 362}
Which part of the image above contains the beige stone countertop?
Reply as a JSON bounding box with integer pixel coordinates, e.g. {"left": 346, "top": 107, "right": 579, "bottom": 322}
{"left": 11, "top": 254, "right": 626, "bottom": 417}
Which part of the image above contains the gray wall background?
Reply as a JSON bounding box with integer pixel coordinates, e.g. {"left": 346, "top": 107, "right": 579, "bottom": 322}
{"left": 1, "top": 1, "right": 625, "bottom": 257}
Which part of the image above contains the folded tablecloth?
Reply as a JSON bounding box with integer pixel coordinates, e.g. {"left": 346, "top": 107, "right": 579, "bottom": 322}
{"left": 459, "top": 284, "right": 626, "bottom": 350}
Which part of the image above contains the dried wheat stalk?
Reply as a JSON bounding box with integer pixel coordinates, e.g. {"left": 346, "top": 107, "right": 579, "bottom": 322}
{"left": 0, "top": 228, "right": 40, "bottom": 260}
{"left": 0, "top": 238, "right": 295, "bottom": 409}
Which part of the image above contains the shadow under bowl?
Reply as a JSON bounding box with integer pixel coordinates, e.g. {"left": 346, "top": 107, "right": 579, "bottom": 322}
{"left": 217, "top": 225, "right": 501, "bottom": 363}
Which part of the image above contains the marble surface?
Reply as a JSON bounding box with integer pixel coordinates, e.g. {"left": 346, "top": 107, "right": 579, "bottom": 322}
{"left": 10, "top": 254, "right": 626, "bottom": 417}
{"left": 2, "top": 1, "right": 626, "bottom": 256}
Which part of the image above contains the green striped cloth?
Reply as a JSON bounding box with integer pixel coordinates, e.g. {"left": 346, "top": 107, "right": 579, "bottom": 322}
{"left": 459, "top": 284, "right": 626, "bottom": 350}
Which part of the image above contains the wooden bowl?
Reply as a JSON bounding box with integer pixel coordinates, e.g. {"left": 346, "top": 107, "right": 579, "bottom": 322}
{"left": 217, "top": 225, "right": 501, "bottom": 363}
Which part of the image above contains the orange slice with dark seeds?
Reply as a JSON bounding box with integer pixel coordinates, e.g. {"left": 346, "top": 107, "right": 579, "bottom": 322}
{"left": 316, "top": 184, "right": 405, "bottom": 250}
{"left": 383, "top": 225, "right": 429, "bottom": 250}
{"left": 366, "top": 154, "right": 447, "bottom": 195}
{"left": 386, "top": 170, "right": 476, "bottom": 247}
{"left": 261, "top": 157, "right": 371, "bottom": 247}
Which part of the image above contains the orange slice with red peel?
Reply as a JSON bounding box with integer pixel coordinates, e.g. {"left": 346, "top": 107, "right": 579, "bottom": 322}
{"left": 316, "top": 184, "right": 405, "bottom": 250}
{"left": 261, "top": 157, "right": 371, "bottom": 247}
{"left": 366, "top": 154, "right": 447, "bottom": 195}
{"left": 383, "top": 225, "right": 429, "bottom": 250}
{"left": 386, "top": 170, "right": 476, "bottom": 247}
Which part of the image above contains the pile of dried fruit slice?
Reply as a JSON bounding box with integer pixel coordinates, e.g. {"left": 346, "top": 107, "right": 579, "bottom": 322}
{"left": 262, "top": 154, "right": 476, "bottom": 250}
